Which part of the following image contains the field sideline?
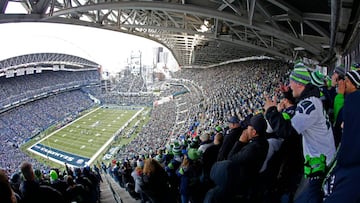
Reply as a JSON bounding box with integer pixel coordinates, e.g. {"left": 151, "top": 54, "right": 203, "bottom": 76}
{"left": 28, "top": 106, "right": 143, "bottom": 168}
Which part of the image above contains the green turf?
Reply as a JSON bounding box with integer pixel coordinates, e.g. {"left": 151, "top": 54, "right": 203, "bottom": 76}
{"left": 36, "top": 107, "right": 140, "bottom": 158}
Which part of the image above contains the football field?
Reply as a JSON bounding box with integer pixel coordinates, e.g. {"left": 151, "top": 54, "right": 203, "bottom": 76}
{"left": 28, "top": 106, "right": 142, "bottom": 167}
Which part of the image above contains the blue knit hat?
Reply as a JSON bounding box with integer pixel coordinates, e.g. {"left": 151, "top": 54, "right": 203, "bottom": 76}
{"left": 290, "top": 65, "right": 311, "bottom": 85}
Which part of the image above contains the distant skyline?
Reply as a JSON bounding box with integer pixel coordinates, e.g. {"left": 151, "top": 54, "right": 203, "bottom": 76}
{"left": 0, "top": 20, "right": 178, "bottom": 73}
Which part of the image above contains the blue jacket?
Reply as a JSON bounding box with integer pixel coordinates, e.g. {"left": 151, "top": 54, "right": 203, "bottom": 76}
{"left": 337, "top": 90, "right": 360, "bottom": 167}
{"left": 323, "top": 90, "right": 360, "bottom": 203}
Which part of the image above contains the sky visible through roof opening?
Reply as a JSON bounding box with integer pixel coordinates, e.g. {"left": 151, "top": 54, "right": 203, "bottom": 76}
{"left": 1, "top": 2, "right": 178, "bottom": 73}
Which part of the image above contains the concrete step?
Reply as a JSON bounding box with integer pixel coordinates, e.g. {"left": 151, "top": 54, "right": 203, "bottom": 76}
{"left": 104, "top": 173, "right": 141, "bottom": 203}
{"left": 99, "top": 174, "right": 118, "bottom": 203}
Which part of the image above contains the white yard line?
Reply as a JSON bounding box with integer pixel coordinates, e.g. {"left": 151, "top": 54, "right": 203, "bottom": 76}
{"left": 29, "top": 106, "right": 102, "bottom": 146}
{"left": 27, "top": 107, "right": 102, "bottom": 168}
{"left": 87, "top": 107, "right": 144, "bottom": 165}
{"left": 27, "top": 106, "right": 144, "bottom": 168}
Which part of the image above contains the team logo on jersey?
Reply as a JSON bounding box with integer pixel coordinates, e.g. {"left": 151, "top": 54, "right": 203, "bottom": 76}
{"left": 296, "top": 100, "right": 315, "bottom": 115}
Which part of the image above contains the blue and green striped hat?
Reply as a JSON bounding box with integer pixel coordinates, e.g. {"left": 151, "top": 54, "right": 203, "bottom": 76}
{"left": 290, "top": 64, "right": 311, "bottom": 85}
{"left": 310, "top": 70, "right": 325, "bottom": 87}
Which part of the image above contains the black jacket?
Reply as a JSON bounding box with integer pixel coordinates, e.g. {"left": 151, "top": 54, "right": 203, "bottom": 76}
{"left": 217, "top": 126, "right": 244, "bottom": 161}
{"left": 228, "top": 136, "right": 269, "bottom": 193}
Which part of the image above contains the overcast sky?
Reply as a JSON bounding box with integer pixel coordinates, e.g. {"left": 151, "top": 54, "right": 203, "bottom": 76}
{"left": 2, "top": 23, "right": 176, "bottom": 72}
{"left": 1, "top": 2, "right": 178, "bottom": 73}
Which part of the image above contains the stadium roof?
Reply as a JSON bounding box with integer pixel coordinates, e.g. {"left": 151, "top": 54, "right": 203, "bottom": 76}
{"left": 0, "top": 53, "right": 100, "bottom": 70}
{"left": 0, "top": 0, "right": 359, "bottom": 67}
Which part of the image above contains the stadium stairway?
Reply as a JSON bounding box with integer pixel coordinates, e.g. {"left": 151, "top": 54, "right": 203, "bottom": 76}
{"left": 100, "top": 173, "right": 141, "bottom": 203}
{"left": 100, "top": 174, "right": 118, "bottom": 203}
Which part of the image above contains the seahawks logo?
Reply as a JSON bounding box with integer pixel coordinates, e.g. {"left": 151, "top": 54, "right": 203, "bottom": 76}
{"left": 76, "top": 159, "right": 84, "bottom": 164}
{"left": 296, "top": 100, "right": 315, "bottom": 115}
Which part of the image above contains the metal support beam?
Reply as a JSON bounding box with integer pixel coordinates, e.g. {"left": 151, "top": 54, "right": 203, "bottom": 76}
{"left": 43, "top": 2, "right": 321, "bottom": 54}
{"left": 304, "top": 20, "right": 330, "bottom": 38}
{"left": 218, "top": 0, "right": 235, "bottom": 11}
{"left": 0, "top": 0, "right": 332, "bottom": 66}
{"left": 287, "top": 20, "right": 298, "bottom": 39}
{"left": 0, "top": 0, "right": 8, "bottom": 14}
{"left": 251, "top": 28, "right": 269, "bottom": 47}
{"left": 248, "top": 0, "right": 256, "bottom": 25}
{"left": 256, "top": 0, "right": 280, "bottom": 30}
{"left": 303, "top": 13, "right": 331, "bottom": 22}
{"left": 222, "top": 0, "right": 242, "bottom": 16}
{"left": 163, "top": 10, "right": 180, "bottom": 28}
{"left": 267, "top": 0, "right": 303, "bottom": 22}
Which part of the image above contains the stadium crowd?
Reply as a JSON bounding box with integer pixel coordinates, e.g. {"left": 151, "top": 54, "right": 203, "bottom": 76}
{"left": 0, "top": 161, "right": 102, "bottom": 203}
{"left": 97, "top": 73, "right": 155, "bottom": 106}
{"left": 0, "top": 90, "right": 96, "bottom": 174}
{"left": 102, "top": 60, "right": 360, "bottom": 203}
{"left": 0, "top": 69, "right": 101, "bottom": 175}
{"left": 0, "top": 70, "right": 99, "bottom": 108}
{"left": 111, "top": 73, "right": 147, "bottom": 93}
{"left": 101, "top": 94, "right": 155, "bottom": 106}
{"left": 2, "top": 59, "right": 360, "bottom": 203}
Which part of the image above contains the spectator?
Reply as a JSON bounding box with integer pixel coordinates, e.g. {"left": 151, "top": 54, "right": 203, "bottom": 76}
{"left": 328, "top": 66, "right": 346, "bottom": 123}
{"left": 205, "top": 114, "right": 269, "bottom": 202}
{"left": 49, "top": 169, "right": 68, "bottom": 196}
{"left": 140, "top": 158, "right": 175, "bottom": 203}
{"left": 0, "top": 169, "right": 17, "bottom": 203}
{"left": 264, "top": 88, "right": 303, "bottom": 202}
{"left": 19, "top": 162, "right": 41, "bottom": 203}
{"left": 202, "top": 131, "right": 223, "bottom": 186}
{"left": 131, "top": 160, "right": 149, "bottom": 203}
{"left": 333, "top": 70, "right": 360, "bottom": 147}
{"left": 65, "top": 175, "right": 87, "bottom": 203}
{"left": 217, "top": 115, "right": 243, "bottom": 161}
{"left": 264, "top": 65, "right": 336, "bottom": 203}
{"left": 9, "top": 172, "right": 23, "bottom": 202}
{"left": 198, "top": 132, "right": 213, "bottom": 153}
{"left": 176, "top": 148, "right": 203, "bottom": 203}
{"left": 323, "top": 71, "right": 360, "bottom": 202}
{"left": 310, "top": 70, "right": 332, "bottom": 113}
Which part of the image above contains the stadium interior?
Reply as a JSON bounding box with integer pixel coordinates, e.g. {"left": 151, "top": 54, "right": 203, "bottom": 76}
{"left": 1, "top": 0, "right": 360, "bottom": 203}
